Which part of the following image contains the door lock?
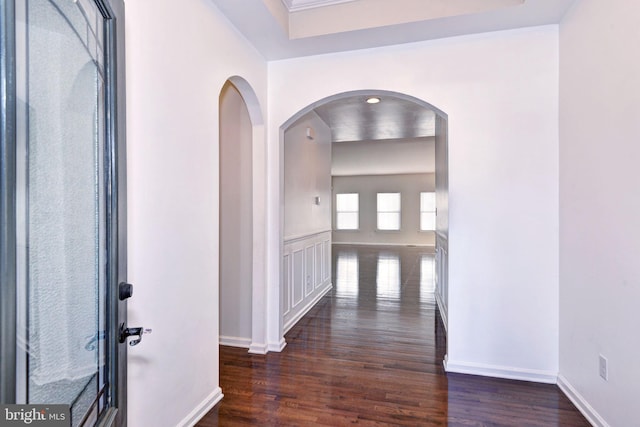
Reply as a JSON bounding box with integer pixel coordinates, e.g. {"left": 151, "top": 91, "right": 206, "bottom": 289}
{"left": 119, "top": 323, "right": 152, "bottom": 346}
{"left": 119, "top": 282, "right": 134, "bottom": 300}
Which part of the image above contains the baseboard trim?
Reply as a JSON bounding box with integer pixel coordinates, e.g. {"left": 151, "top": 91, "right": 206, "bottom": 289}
{"left": 248, "top": 342, "right": 268, "bottom": 354}
{"left": 177, "top": 387, "right": 223, "bottom": 427}
{"left": 557, "top": 374, "right": 609, "bottom": 427}
{"left": 267, "top": 337, "right": 287, "bottom": 353}
{"left": 444, "top": 359, "right": 557, "bottom": 384}
{"left": 219, "top": 335, "right": 251, "bottom": 349}
{"left": 434, "top": 292, "right": 448, "bottom": 333}
{"left": 283, "top": 284, "right": 332, "bottom": 334}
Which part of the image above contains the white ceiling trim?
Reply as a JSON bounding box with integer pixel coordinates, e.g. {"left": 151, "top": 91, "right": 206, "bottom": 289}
{"left": 281, "top": 0, "right": 357, "bottom": 12}
{"left": 212, "top": 0, "right": 576, "bottom": 60}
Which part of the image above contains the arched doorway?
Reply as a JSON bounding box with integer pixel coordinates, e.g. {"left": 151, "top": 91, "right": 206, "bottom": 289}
{"left": 277, "top": 89, "right": 449, "bottom": 356}
{"left": 218, "top": 77, "right": 267, "bottom": 353}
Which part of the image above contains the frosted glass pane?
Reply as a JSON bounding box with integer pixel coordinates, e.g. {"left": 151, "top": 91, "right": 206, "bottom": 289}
{"left": 336, "top": 193, "right": 358, "bottom": 211}
{"left": 378, "top": 212, "right": 400, "bottom": 230}
{"left": 337, "top": 212, "right": 358, "bottom": 230}
{"left": 420, "top": 192, "right": 436, "bottom": 211}
{"left": 377, "top": 193, "right": 400, "bottom": 211}
{"left": 421, "top": 212, "right": 436, "bottom": 231}
{"left": 22, "top": 0, "right": 108, "bottom": 421}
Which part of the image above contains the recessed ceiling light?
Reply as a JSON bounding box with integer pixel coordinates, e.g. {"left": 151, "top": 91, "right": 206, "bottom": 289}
{"left": 366, "top": 97, "right": 381, "bottom": 104}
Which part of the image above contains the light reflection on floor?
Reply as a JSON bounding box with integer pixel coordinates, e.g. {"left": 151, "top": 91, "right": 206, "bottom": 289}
{"left": 333, "top": 245, "right": 436, "bottom": 305}
{"left": 335, "top": 251, "right": 358, "bottom": 297}
{"left": 421, "top": 255, "right": 435, "bottom": 294}
{"left": 376, "top": 253, "right": 400, "bottom": 299}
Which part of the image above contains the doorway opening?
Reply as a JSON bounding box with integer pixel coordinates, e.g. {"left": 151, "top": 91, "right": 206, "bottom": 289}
{"left": 218, "top": 77, "right": 267, "bottom": 353}
{"left": 279, "top": 90, "right": 449, "bottom": 354}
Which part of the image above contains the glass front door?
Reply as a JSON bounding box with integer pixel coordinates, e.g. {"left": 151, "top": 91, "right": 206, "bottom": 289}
{"left": 1, "top": 0, "right": 127, "bottom": 425}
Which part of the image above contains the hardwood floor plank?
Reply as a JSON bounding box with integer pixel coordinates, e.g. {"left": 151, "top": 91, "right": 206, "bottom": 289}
{"left": 197, "top": 245, "right": 589, "bottom": 426}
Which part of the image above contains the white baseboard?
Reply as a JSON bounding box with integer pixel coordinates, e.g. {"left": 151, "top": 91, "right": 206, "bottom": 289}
{"left": 248, "top": 342, "right": 268, "bottom": 354}
{"left": 434, "top": 292, "right": 448, "bottom": 333}
{"left": 221, "top": 336, "right": 285, "bottom": 354}
{"left": 267, "top": 337, "right": 287, "bottom": 352}
{"left": 219, "top": 335, "right": 251, "bottom": 349}
{"left": 283, "top": 284, "right": 332, "bottom": 334}
{"left": 444, "top": 359, "right": 557, "bottom": 384}
{"left": 557, "top": 374, "right": 609, "bottom": 427}
{"left": 177, "top": 387, "right": 223, "bottom": 427}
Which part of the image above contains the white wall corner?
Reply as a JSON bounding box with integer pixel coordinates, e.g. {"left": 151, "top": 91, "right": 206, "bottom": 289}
{"left": 557, "top": 375, "right": 611, "bottom": 427}
{"left": 177, "top": 387, "right": 223, "bottom": 427}
{"left": 444, "top": 360, "right": 558, "bottom": 384}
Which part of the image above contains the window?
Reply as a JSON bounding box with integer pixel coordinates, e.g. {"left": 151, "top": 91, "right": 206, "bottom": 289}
{"left": 377, "top": 193, "right": 401, "bottom": 230}
{"left": 420, "top": 192, "right": 436, "bottom": 231}
{"left": 336, "top": 193, "right": 359, "bottom": 230}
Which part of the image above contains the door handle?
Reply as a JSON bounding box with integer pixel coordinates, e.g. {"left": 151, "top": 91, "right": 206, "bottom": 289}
{"left": 119, "top": 323, "right": 152, "bottom": 346}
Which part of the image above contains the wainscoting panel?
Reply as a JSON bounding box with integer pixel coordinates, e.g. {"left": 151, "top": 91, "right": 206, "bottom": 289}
{"left": 293, "top": 249, "right": 305, "bottom": 307}
{"left": 315, "top": 242, "right": 323, "bottom": 289}
{"left": 323, "top": 241, "right": 331, "bottom": 282}
{"left": 283, "top": 254, "right": 291, "bottom": 317}
{"left": 305, "top": 246, "right": 315, "bottom": 296}
{"left": 436, "top": 233, "right": 449, "bottom": 331}
{"left": 283, "top": 231, "right": 333, "bottom": 333}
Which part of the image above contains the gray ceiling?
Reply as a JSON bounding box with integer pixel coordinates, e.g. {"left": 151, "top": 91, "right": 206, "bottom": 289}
{"left": 313, "top": 95, "right": 436, "bottom": 142}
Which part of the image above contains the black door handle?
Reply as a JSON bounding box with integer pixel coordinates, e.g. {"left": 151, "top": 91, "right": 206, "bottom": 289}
{"left": 119, "top": 323, "right": 152, "bottom": 346}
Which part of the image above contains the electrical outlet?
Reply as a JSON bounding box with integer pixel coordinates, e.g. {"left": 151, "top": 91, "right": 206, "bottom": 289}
{"left": 599, "top": 355, "right": 608, "bottom": 381}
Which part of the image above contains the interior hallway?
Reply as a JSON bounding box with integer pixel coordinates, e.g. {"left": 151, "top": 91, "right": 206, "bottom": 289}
{"left": 199, "top": 245, "right": 589, "bottom": 426}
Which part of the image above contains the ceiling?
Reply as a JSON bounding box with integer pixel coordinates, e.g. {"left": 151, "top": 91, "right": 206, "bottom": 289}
{"left": 313, "top": 95, "right": 435, "bottom": 142}
{"left": 209, "top": 0, "right": 575, "bottom": 60}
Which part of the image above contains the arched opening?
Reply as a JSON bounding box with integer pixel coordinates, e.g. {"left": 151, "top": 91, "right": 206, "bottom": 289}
{"left": 278, "top": 90, "right": 449, "bottom": 357}
{"left": 218, "top": 77, "right": 266, "bottom": 353}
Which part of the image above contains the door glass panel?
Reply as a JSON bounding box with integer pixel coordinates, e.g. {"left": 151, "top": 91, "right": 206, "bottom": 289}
{"left": 16, "top": 0, "right": 109, "bottom": 425}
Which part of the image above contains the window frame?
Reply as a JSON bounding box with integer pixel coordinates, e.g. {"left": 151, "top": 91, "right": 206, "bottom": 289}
{"left": 376, "top": 192, "right": 401, "bottom": 231}
{"left": 335, "top": 192, "right": 359, "bottom": 231}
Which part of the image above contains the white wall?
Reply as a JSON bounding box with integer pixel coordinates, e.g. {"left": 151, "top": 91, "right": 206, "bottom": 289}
{"left": 219, "top": 82, "right": 253, "bottom": 347}
{"left": 332, "top": 137, "right": 435, "bottom": 176}
{"left": 125, "top": 0, "right": 267, "bottom": 425}
{"left": 268, "top": 26, "right": 559, "bottom": 382}
{"left": 283, "top": 112, "right": 332, "bottom": 239}
{"left": 559, "top": 0, "right": 640, "bottom": 425}
{"left": 332, "top": 173, "right": 435, "bottom": 246}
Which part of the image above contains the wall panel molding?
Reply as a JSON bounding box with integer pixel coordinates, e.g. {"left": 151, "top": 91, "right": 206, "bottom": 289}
{"left": 283, "top": 231, "right": 332, "bottom": 333}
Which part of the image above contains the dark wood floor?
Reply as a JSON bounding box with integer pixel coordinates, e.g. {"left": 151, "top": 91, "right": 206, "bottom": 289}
{"left": 198, "top": 245, "right": 589, "bottom": 426}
